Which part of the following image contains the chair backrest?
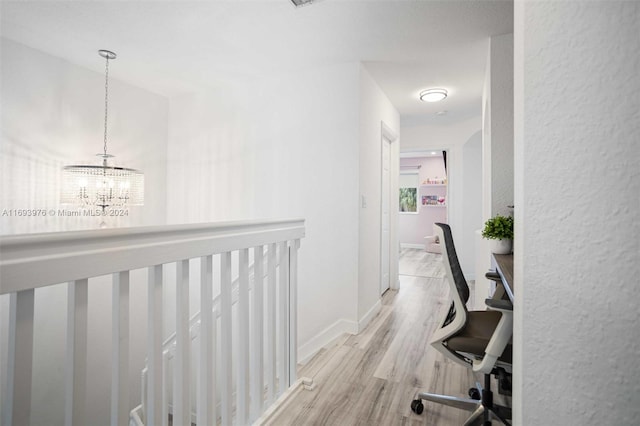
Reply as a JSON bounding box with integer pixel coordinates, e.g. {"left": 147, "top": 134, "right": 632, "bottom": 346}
{"left": 436, "top": 222, "right": 470, "bottom": 305}
{"left": 429, "top": 223, "right": 472, "bottom": 368}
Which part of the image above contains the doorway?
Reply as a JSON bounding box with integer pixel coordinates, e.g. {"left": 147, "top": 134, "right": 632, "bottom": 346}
{"left": 380, "top": 122, "right": 398, "bottom": 295}
{"left": 380, "top": 136, "right": 391, "bottom": 294}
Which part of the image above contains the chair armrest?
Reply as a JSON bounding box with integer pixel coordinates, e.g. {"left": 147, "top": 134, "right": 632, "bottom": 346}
{"left": 485, "top": 298, "right": 513, "bottom": 312}
{"left": 485, "top": 271, "right": 502, "bottom": 282}
{"left": 473, "top": 305, "right": 513, "bottom": 374}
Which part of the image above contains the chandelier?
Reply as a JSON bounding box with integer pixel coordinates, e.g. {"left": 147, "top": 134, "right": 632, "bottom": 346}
{"left": 61, "top": 50, "right": 144, "bottom": 213}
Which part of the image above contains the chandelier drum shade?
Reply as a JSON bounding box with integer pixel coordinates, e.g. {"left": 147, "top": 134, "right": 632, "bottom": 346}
{"left": 61, "top": 163, "right": 144, "bottom": 209}
{"left": 61, "top": 49, "right": 144, "bottom": 212}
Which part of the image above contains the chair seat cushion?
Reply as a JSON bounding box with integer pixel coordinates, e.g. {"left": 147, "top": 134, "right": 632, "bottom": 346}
{"left": 446, "top": 310, "right": 512, "bottom": 363}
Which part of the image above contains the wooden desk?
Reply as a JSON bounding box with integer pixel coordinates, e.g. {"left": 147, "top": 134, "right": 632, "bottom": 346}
{"left": 493, "top": 253, "right": 514, "bottom": 302}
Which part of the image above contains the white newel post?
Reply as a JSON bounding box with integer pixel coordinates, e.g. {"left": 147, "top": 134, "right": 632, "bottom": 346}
{"left": 278, "top": 241, "right": 290, "bottom": 394}
{"left": 3, "top": 289, "right": 35, "bottom": 426}
{"left": 266, "top": 243, "right": 277, "bottom": 405}
{"left": 65, "top": 280, "right": 88, "bottom": 426}
{"left": 251, "top": 245, "right": 265, "bottom": 420}
{"left": 174, "top": 259, "right": 191, "bottom": 426}
{"left": 146, "top": 265, "right": 163, "bottom": 426}
{"left": 237, "top": 248, "right": 251, "bottom": 425}
{"left": 111, "top": 271, "right": 130, "bottom": 426}
{"left": 198, "top": 255, "right": 215, "bottom": 426}
{"left": 220, "top": 252, "right": 233, "bottom": 425}
{"left": 289, "top": 239, "right": 300, "bottom": 385}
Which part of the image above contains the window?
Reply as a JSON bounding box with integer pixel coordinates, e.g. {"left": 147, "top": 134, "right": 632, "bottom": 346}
{"left": 399, "top": 172, "right": 419, "bottom": 213}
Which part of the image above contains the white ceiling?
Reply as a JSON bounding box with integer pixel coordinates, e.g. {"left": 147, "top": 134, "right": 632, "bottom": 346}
{"left": 1, "top": 0, "right": 513, "bottom": 124}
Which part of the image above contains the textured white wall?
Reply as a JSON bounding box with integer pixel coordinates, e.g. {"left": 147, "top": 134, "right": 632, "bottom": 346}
{"left": 479, "top": 33, "right": 514, "bottom": 306}
{"left": 0, "top": 39, "right": 168, "bottom": 426}
{"left": 514, "top": 2, "right": 640, "bottom": 424}
{"left": 489, "top": 33, "right": 514, "bottom": 218}
{"left": 358, "top": 66, "right": 400, "bottom": 322}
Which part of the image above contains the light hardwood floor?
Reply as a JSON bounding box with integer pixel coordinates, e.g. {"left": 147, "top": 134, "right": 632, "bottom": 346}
{"left": 266, "top": 249, "right": 500, "bottom": 426}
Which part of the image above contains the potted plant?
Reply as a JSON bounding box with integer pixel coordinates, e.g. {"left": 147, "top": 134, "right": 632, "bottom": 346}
{"left": 482, "top": 214, "right": 514, "bottom": 254}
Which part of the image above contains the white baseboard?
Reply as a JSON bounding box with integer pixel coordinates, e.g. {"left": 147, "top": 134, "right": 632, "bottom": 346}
{"left": 400, "top": 243, "right": 425, "bottom": 250}
{"left": 358, "top": 300, "right": 381, "bottom": 333}
{"left": 298, "top": 318, "right": 357, "bottom": 365}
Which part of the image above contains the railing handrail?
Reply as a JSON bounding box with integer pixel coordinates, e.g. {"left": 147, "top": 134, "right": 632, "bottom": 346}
{"left": 0, "top": 218, "right": 305, "bottom": 295}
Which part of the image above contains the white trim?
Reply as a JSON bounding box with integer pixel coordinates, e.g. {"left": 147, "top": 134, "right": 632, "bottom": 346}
{"left": 357, "top": 300, "right": 381, "bottom": 333}
{"left": 400, "top": 243, "right": 425, "bottom": 250}
{"left": 380, "top": 121, "right": 399, "bottom": 296}
{"left": 297, "top": 319, "right": 357, "bottom": 365}
{"left": 251, "top": 377, "right": 314, "bottom": 426}
{"left": 0, "top": 219, "right": 305, "bottom": 295}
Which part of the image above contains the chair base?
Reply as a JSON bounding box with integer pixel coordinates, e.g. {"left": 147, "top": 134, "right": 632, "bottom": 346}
{"left": 411, "top": 375, "right": 511, "bottom": 426}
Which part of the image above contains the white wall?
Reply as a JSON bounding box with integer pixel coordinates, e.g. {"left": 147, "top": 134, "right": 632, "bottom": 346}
{"left": 357, "top": 66, "right": 400, "bottom": 325}
{"left": 482, "top": 33, "right": 514, "bottom": 220}
{"left": 461, "top": 130, "right": 482, "bottom": 282}
{"left": 400, "top": 116, "right": 481, "bottom": 277}
{"left": 514, "top": 2, "right": 640, "bottom": 424}
{"left": 0, "top": 39, "right": 168, "bottom": 425}
{"left": 167, "top": 62, "right": 363, "bottom": 359}
{"left": 478, "top": 33, "right": 514, "bottom": 302}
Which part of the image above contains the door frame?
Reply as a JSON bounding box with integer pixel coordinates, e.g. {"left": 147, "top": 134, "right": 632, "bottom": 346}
{"left": 380, "top": 122, "right": 399, "bottom": 294}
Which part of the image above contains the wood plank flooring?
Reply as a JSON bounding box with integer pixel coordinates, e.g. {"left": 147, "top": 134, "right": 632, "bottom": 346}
{"left": 266, "top": 249, "right": 500, "bottom": 426}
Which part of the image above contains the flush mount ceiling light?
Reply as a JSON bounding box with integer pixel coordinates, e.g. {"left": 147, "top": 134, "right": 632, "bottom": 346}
{"left": 419, "top": 88, "right": 448, "bottom": 102}
{"left": 291, "top": 0, "right": 317, "bottom": 7}
{"left": 61, "top": 50, "right": 144, "bottom": 216}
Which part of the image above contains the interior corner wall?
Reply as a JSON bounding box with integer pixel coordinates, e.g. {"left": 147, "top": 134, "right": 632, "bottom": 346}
{"left": 357, "top": 65, "right": 400, "bottom": 325}
{"left": 478, "top": 32, "right": 514, "bottom": 305}
{"left": 461, "top": 130, "right": 482, "bottom": 281}
{"left": 482, "top": 33, "right": 514, "bottom": 221}
{"left": 0, "top": 38, "right": 168, "bottom": 426}
{"left": 166, "top": 62, "right": 362, "bottom": 356}
{"left": 400, "top": 117, "right": 481, "bottom": 277}
{"left": 515, "top": 2, "right": 640, "bottom": 424}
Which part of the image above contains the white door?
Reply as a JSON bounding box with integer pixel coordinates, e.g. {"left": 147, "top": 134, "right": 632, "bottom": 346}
{"left": 380, "top": 137, "right": 391, "bottom": 294}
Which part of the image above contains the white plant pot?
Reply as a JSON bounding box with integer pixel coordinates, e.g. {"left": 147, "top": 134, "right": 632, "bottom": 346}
{"left": 490, "top": 239, "right": 512, "bottom": 254}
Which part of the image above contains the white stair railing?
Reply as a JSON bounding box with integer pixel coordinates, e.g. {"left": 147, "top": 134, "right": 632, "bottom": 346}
{"left": 135, "top": 245, "right": 279, "bottom": 425}
{"left": 0, "top": 219, "right": 304, "bottom": 426}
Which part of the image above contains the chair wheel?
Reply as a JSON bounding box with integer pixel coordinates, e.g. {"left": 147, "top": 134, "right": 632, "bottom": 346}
{"left": 411, "top": 399, "right": 424, "bottom": 415}
{"left": 468, "top": 387, "right": 481, "bottom": 400}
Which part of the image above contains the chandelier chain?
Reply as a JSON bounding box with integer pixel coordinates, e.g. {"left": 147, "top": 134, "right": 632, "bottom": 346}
{"left": 103, "top": 54, "right": 110, "bottom": 157}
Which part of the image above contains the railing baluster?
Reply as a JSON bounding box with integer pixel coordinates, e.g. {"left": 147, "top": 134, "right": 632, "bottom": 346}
{"left": 0, "top": 219, "right": 305, "bottom": 426}
{"left": 3, "top": 289, "right": 34, "bottom": 426}
{"left": 237, "top": 248, "right": 250, "bottom": 425}
{"left": 65, "top": 280, "right": 88, "bottom": 426}
{"left": 111, "top": 271, "right": 130, "bottom": 426}
{"left": 162, "top": 352, "right": 169, "bottom": 426}
{"left": 147, "top": 265, "right": 163, "bottom": 426}
{"left": 289, "top": 240, "right": 299, "bottom": 385}
{"left": 220, "top": 252, "right": 233, "bottom": 425}
{"left": 198, "top": 255, "right": 215, "bottom": 426}
{"left": 266, "top": 243, "right": 277, "bottom": 405}
{"left": 175, "top": 260, "right": 191, "bottom": 426}
{"left": 278, "top": 241, "right": 290, "bottom": 395}
{"left": 250, "top": 246, "right": 265, "bottom": 420}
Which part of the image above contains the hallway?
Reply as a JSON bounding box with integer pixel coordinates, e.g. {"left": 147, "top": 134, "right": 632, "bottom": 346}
{"left": 266, "top": 250, "right": 484, "bottom": 425}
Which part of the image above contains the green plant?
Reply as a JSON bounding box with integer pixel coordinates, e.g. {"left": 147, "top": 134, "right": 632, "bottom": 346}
{"left": 481, "top": 215, "right": 514, "bottom": 240}
{"left": 399, "top": 187, "right": 417, "bottom": 212}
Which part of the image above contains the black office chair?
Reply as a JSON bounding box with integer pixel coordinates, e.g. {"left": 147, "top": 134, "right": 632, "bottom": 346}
{"left": 410, "top": 223, "right": 513, "bottom": 426}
